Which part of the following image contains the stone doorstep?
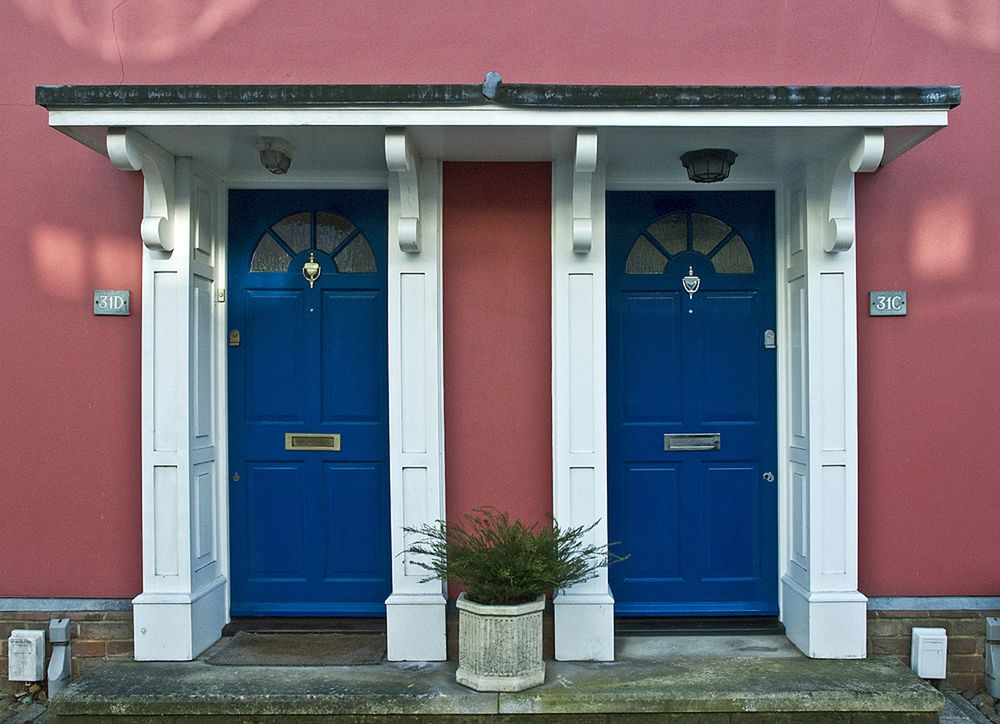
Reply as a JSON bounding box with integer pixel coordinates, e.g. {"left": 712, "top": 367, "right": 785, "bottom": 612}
{"left": 48, "top": 656, "right": 942, "bottom": 720}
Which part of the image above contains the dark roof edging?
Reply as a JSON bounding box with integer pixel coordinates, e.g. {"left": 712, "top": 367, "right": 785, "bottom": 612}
{"left": 36, "top": 84, "right": 961, "bottom": 110}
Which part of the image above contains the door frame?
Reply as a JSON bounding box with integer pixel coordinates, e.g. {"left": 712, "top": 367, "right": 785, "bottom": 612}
{"left": 220, "top": 163, "right": 450, "bottom": 660}
{"left": 603, "top": 188, "right": 781, "bottom": 617}
{"left": 224, "top": 186, "right": 393, "bottom": 617}
{"left": 604, "top": 180, "right": 788, "bottom": 608}
{"left": 124, "top": 141, "right": 449, "bottom": 661}
{"left": 553, "top": 137, "right": 868, "bottom": 661}
{"left": 219, "top": 176, "right": 395, "bottom": 627}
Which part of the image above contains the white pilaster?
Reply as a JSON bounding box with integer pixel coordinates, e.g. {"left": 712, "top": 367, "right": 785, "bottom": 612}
{"left": 780, "top": 133, "right": 876, "bottom": 658}
{"left": 112, "top": 133, "right": 227, "bottom": 660}
{"left": 385, "top": 133, "right": 447, "bottom": 661}
{"left": 552, "top": 141, "right": 614, "bottom": 661}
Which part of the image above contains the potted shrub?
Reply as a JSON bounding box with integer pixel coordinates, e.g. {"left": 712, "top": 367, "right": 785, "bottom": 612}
{"left": 403, "top": 507, "right": 620, "bottom": 692}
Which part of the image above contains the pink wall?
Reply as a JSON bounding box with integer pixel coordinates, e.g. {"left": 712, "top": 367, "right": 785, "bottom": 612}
{"left": 442, "top": 163, "right": 553, "bottom": 529}
{"left": 0, "top": 1, "right": 997, "bottom": 597}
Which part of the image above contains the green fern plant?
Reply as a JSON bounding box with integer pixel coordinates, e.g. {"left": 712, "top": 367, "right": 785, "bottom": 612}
{"left": 402, "top": 507, "right": 625, "bottom": 605}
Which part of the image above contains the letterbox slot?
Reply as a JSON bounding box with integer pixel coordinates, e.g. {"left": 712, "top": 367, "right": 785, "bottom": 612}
{"left": 285, "top": 433, "right": 341, "bottom": 451}
{"left": 664, "top": 433, "right": 721, "bottom": 451}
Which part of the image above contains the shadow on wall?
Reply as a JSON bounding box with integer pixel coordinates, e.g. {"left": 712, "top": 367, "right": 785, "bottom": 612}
{"left": 29, "top": 223, "right": 138, "bottom": 305}
{"left": 889, "top": 0, "right": 1000, "bottom": 51}
{"left": 12, "top": 0, "right": 263, "bottom": 63}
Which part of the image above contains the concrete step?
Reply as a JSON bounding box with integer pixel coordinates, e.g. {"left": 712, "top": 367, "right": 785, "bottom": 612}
{"left": 615, "top": 616, "right": 786, "bottom": 637}
{"left": 221, "top": 617, "right": 387, "bottom": 636}
{"left": 47, "top": 655, "right": 943, "bottom": 722}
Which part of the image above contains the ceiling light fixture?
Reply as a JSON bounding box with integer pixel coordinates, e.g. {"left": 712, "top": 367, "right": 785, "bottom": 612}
{"left": 258, "top": 137, "right": 293, "bottom": 174}
{"left": 680, "top": 148, "right": 737, "bottom": 183}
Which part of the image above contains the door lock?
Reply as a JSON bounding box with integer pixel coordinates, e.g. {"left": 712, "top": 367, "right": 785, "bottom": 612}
{"left": 762, "top": 471, "right": 775, "bottom": 483}
{"left": 232, "top": 472, "right": 241, "bottom": 482}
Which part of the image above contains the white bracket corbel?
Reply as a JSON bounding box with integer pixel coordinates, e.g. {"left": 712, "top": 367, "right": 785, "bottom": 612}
{"left": 826, "top": 128, "right": 885, "bottom": 253}
{"left": 106, "top": 128, "right": 175, "bottom": 253}
{"left": 572, "top": 129, "right": 598, "bottom": 254}
{"left": 385, "top": 129, "right": 421, "bottom": 253}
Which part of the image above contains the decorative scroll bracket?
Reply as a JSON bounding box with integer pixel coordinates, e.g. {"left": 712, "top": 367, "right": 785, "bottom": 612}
{"left": 385, "top": 128, "right": 421, "bottom": 253}
{"left": 826, "top": 128, "right": 884, "bottom": 253}
{"left": 106, "top": 128, "right": 175, "bottom": 253}
{"left": 572, "top": 129, "right": 598, "bottom": 254}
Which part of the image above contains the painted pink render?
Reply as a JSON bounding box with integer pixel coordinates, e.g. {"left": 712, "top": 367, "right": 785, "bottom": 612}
{"left": 0, "top": 1, "right": 996, "bottom": 598}
{"left": 442, "top": 163, "right": 553, "bottom": 532}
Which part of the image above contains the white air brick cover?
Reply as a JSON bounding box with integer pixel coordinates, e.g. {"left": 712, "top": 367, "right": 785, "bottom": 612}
{"left": 910, "top": 627, "right": 947, "bottom": 680}
{"left": 8, "top": 630, "right": 46, "bottom": 682}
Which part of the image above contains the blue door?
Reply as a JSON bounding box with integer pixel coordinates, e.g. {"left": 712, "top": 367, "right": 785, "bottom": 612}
{"left": 228, "top": 189, "right": 390, "bottom": 616}
{"left": 607, "top": 191, "right": 778, "bottom": 616}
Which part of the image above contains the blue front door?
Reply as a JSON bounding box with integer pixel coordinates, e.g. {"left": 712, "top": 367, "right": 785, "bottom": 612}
{"left": 227, "top": 189, "right": 390, "bottom": 616}
{"left": 607, "top": 191, "right": 778, "bottom": 616}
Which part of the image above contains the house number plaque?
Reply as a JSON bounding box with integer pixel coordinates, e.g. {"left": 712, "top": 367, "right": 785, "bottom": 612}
{"left": 93, "top": 290, "right": 130, "bottom": 316}
{"left": 869, "top": 291, "right": 907, "bottom": 316}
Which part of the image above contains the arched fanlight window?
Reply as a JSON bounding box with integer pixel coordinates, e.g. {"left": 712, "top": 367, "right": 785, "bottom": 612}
{"left": 625, "top": 212, "right": 753, "bottom": 275}
{"left": 249, "top": 211, "right": 376, "bottom": 273}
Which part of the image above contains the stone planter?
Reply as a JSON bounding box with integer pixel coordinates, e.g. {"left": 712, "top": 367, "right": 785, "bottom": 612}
{"left": 455, "top": 592, "right": 545, "bottom": 692}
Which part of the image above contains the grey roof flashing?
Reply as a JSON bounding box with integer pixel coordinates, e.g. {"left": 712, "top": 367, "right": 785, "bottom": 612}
{"left": 36, "top": 84, "right": 961, "bottom": 110}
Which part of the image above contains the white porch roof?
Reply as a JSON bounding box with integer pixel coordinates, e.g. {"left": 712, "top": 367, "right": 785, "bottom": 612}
{"left": 38, "top": 83, "right": 960, "bottom": 182}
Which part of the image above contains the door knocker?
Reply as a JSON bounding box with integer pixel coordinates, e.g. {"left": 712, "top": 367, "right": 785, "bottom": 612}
{"left": 682, "top": 266, "right": 701, "bottom": 299}
{"left": 302, "top": 252, "right": 321, "bottom": 288}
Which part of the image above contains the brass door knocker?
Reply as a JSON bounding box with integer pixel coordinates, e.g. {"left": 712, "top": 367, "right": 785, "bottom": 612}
{"left": 302, "top": 252, "right": 321, "bottom": 288}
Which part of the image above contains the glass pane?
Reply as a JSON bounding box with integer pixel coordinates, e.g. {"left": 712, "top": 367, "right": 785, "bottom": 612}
{"left": 333, "top": 234, "right": 377, "bottom": 273}
{"left": 250, "top": 233, "right": 291, "bottom": 272}
{"left": 316, "top": 212, "right": 355, "bottom": 255}
{"left": 625, "top": 236, "right": 668, "bottom": 275}
{"left": 712, "top": 235, "right": 754, "bottom": 274}
{"left": 692, "top": 213, "right": 731, "bottom": 255}
{"left": 272, "top": 212, "right": 312, "bottom": 254}
{"left": 646, "top": 213, "right": 687, "bottom": 255}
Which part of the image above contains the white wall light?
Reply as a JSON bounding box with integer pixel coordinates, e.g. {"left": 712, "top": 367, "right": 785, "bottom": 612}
{"left": 258, "top": 137, "right": 293, "bottom": 174}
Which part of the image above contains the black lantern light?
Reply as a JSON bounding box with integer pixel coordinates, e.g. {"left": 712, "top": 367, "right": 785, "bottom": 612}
{"left": 680, "top": 148, "right": 737, "bottom": 183}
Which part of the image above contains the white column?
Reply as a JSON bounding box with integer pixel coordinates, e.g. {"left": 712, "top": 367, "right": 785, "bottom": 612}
{"left": 781, "top": 134, "right": 879, "bottom": 658}
{"left": 551, "top": 134, "right": 615, "bottom": 661}
{"left": 110, "top": 129, "right": 227, "bottom": 661}
{"left": 384, "top": 133, "right": 447, "bottom": 661}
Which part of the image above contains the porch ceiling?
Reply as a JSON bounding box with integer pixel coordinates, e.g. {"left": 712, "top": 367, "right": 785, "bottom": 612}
{"left": 37, "top": 83, "right": 960, "bottom": 181}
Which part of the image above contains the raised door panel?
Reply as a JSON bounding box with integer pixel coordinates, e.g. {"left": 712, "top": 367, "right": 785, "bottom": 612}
{"left": 243, "top": 463, "right": 307, "bottom": 581}
{"left": 244, "top": 290, "right": 305, "bottom": 423}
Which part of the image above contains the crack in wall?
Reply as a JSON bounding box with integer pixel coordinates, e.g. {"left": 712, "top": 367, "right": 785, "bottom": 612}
{"left": 858, "top": 0, "right": 884, "bottom": 84}
{"left": 111, "top": 0, "right": 131, "bottom": 84}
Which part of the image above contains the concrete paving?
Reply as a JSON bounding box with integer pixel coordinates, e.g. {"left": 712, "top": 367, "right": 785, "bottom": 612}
{"left": 45, "top": 637, "right": 945, "bottom": 721}
{"left": 0, "top": 702, "right": 47, "bottom": 724}
{"left": 940, "top": 685, "right": 994, "bottom": 724}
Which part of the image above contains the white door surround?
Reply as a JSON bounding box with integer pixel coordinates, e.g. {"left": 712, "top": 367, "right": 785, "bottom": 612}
{"left": 39, "top": 83, "right": 958, "bottom": 662}
{"left": 553, "top": 128, "right": 886, "bottom": 660}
